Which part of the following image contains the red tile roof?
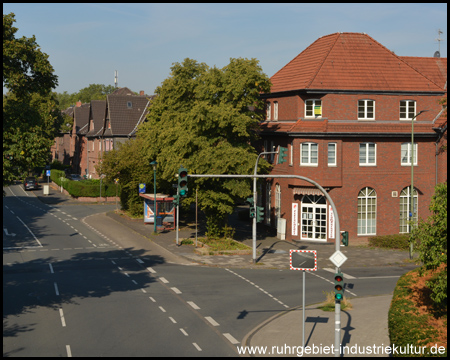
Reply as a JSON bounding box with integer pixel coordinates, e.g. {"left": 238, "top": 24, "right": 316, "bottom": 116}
{"left": 270, "top": 32, "right": 445, "bottom": 93}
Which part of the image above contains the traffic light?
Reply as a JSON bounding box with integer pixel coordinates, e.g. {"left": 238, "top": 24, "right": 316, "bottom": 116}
{"left": 246, "top": 197, "right": 256, "bottom": 218}
{"left": 256, "top": 206, "right": 265, "bottom": 223}
{"left": 334, "top": 272, "right": 344, "bottom": 301}
{"left": 341, "top": 231, "right": 349, "bottom": 246}
{"left": 178, "top": 167, "right": 188, "bottom": 197}
{"left": 172, "top": 194, "right": 180, "bottom": 207}
{"left": 278, "top": 146, "right": 288, "bottom": 164}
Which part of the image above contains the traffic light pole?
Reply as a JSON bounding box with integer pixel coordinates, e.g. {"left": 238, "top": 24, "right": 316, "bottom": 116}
{"left": 189, "top": 173, "right": 341, "bottom": 355}
{"left": 176, "top": 187, "right": 180, "bottom": 246}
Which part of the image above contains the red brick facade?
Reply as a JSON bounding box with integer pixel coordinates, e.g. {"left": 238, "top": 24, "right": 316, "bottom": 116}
{"left": 259, "top": 33, "right": 447, "bottom": 245}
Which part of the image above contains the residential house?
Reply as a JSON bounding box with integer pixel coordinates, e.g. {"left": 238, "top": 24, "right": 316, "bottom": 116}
{"left": 258, "top": 32, "right": 447, "bottom": 244}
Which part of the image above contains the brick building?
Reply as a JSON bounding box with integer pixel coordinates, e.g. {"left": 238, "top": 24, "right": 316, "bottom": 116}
{"left": 258, "top": 32, "right": 447, "bottom": 244}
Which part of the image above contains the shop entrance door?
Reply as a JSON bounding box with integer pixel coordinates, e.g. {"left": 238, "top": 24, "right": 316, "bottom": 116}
{"left": 301, "top": 195, "right": 327, "bottom": 241}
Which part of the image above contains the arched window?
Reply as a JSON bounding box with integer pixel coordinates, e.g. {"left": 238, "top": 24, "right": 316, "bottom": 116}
{"left": 357, "top": 187, "right": 377, "bottom": 235}
{"left": 400, "top": 187, "right": 418, "bottom": 233}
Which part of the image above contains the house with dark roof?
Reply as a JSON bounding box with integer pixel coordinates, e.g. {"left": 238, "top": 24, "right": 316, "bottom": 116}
{"left": 258, "top": 32, "right": 447, "bottom": 244}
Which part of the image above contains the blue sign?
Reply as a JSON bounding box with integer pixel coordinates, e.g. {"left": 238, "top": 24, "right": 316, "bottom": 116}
{"left": 46, "top": 170, "right": 51, "bottom": 176}
{"left": 139, "top": 183, "right": 146, "bottom": 193}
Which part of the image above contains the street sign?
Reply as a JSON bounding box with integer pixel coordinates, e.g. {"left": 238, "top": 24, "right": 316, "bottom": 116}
{"left": 290, "top": 250, "right": 317, "bottom": 271}
{"left": 46, "top": 170, "right": 51, "bottom": 176}
{"left": 329, "top": 250, "right": 347, "bottom": 268}
{"left": 139, "top": 183, "right": 146, "bottom": 193}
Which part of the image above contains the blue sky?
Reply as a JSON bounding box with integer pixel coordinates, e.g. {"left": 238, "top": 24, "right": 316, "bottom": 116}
{"left": 3, "top": 3, "right": 447, "bottom": 96}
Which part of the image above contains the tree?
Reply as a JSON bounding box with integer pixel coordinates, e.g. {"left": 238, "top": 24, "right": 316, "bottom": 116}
{"left": 54, "top": 84, "right": 116, "bottom": 110}
{"left": 410, "top": 182, "right": 447, "bottom": 307}
{"left": 3, "top": 13, "right": 61, "bottom": 185}
{"left": 138, "top": 57, "right": 272, "bottom": 237}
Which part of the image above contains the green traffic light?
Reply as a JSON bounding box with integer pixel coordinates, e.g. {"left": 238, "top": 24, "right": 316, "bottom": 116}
{"left": 180, "top": 189, "right": 186, "bottom": 196}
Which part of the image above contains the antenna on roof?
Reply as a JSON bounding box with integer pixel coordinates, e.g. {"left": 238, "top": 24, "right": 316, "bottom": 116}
{"left": 114, "top": 70, "right": 118, "bottom": 88}
{"left": 435, "top": 29, "right": 444, "bottom": 55}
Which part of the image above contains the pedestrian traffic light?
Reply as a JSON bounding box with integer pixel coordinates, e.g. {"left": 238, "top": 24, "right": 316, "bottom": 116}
{"left": 278, "top": 146, "right": 288, "bottom": 164}
{"left": 334, "top": 272, "right": 344, "bottom": 301}
{"left": 172, "top": 194, "right": 179, "bottom": 207}
{"left": 256, "top": 206, "right": 265, "bottom": 223}
{"left": 178, "top": 167, "right": 188, "bottom": 197}
{"left": 341, "top": 231, "right": 349, "bottom": 246}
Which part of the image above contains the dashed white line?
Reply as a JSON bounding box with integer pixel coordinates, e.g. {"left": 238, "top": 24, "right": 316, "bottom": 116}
{"left": 54, "top": 282, "right": 60, "bottom": 296}
{"left": 205, "top": 316, "right": 220, "bottom": 326}
{"left": 187, "top": 301, "right": 200, "bottom": 310}
{"left": 146, "top": 267, "right": 156, "bottom": 274}
{"left": 66, "top": 345, "right": 72, "bottom": 357}
{"left": 159, "top": 277, "right": 169, "bottom": 284}
{"left": 48, "top": 263, "right": 54, "bottom": 274}
{"left": 171, "top": 287, "right": 182, "bottom": 294}
{"left": 149, "top": 297, "right": 156, "bottom": 302}
{"left": 169, "top": 317, "right": 177, "bottom": 324}
{"left": 179, "top": 328, "right": 189, "bottom": 336}
{"left": 192, "top": 343, "right": 202, "bottom": 351}
{"left": 131, "top": 280, "right": 137, "bottom": 285}
{"left": 59, "top": 308, "right": 66, "bottom": 327}
{"left": 223, "top": 333, "right": 239, "bottom": 344}
{"left": 136, "top": 259, "right": 144, "bottom": 264}
{"left": 159, "top": 306, "right": 166, "bottom": 313}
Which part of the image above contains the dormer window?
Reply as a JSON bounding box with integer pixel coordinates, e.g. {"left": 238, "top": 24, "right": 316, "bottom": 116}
{"left": 127, "top": 101, "right": 132, "bottom": 109}
{"left": 305, "top": 99, "right": 322, "bottom": 118}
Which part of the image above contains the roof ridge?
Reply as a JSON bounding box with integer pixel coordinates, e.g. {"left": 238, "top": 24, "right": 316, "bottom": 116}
{"left": 305, "top": 33, "right": 341, "bottom": 89}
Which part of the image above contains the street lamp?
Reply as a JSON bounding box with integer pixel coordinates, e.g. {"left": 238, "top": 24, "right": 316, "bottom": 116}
{"left": 150, "top": 161, "right": 158, "bottom": 233}
{"left": 409, "top": 109, "right": 428, "bottom": 258}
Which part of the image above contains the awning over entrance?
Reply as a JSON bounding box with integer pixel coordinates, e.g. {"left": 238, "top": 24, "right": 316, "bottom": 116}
{"left": 292, "top": 187, "right": 328, "bottom": 196}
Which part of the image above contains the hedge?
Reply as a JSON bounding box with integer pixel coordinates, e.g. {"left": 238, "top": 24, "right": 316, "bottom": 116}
{"left": 368, "top": 234, "right": 410, "bottom": 250}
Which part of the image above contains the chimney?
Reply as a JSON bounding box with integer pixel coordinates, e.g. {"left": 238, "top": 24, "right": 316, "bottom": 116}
{"left": 76, "top": 100, "right": 82, "bottom": 107}
{"left": 140, "top": 90, "right": 144, "bottom": 96}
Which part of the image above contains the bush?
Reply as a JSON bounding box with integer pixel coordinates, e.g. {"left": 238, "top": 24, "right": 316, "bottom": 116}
{"left": 368, "top": 234, "right": 410, "bottom": 250}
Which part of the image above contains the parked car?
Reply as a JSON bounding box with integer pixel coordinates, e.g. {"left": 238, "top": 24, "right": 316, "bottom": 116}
{"left": 23, "top": 177, "right": 38, "bottom": 191}
{"left": 66, "top": 174, "right": 83, "bottom": 181}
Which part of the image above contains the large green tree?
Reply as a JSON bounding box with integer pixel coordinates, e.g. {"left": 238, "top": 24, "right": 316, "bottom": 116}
{"left": 138, "top": 57, "right": 272, "bottom": 236}
{"left": 3, "top": 13, "right": 62, "bottom": 185}
{"left": 54, "top": 84, "right": 116, "bottom": 110}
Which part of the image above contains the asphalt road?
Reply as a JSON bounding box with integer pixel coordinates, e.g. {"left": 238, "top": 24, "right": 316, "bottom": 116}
{"left": 3, "top": 184, "right": 416, "bottom": 357}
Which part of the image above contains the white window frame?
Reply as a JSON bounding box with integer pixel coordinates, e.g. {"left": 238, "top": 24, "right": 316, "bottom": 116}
{"left": 265, "top": 182, "right": 271, "bottom": 226}
{"left": 358, "top": 99, "right": 375, "bottom": 120}
{"left": 98, "top": 140, "right": 101, "bottom": 151}
{"left": 328, "top": 143, "right": 337, "bottom": 166}
{"left": 399, "top": 187, "right": 418, "bottom": 233}
{"left": 300, "top": 142, "right": 318, "bottom": 166}
{"left": 273, "top": 101, "right": 278, "bottom": 121}
{"left": 359, "top": 142, "right": 376, "bottom": 166}
{"left": 401, "top": 143, "right": 418, "bottom": 166}
{"left": 399, "top": 100, "right": 416, "bottom": 120}
{"left": 357, "top": 187, "right": 377, "bottom": 235}
{"left": 289, "top": 141, "right": 293, "bottom": 166}
{"left": 275, "top": 184, "right": 281, "bottom": 226}
{"left": 266, "top": 102, "right": 271, "bottom": 121}
{"left": 305, "top": 99, "right": 322, "bottom": 118}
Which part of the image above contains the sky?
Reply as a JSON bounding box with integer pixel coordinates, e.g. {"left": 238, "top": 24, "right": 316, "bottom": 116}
{"left": 3, "top": 3, "right": 447, "bottom": 96}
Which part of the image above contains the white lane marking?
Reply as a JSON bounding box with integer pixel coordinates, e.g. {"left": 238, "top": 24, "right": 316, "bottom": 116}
{"left": 159, "top": 306, "right": 166, "bottom": 313}
{"left": 187, "top": 301, "right": 200, "bottom": 310}
{"left": 171, "top": 287, "right": 182, "bottom": 294}
{"left": 205, "top": 316, "right": 219, "bottom": 326}
{"left": 357, "top": 276, "right": 401, "bottom": 279}
{"left": 169, "top": 317, "right": 177, "bottom": 324}
{"left": 16, "top": 216, "right": 43, "bottom": 247}
{"left": 54, "top": 282, "right": 60, "bottom": 296}
{"left": 192, "top": 343, "right": 202, "bottom": 351}
{"left": 179, "top": 328, "right": 188, "bottom": 336}
{"left": 149, "top": 297, "right": 156, "bottom": 302}
{"left": 147, "top": 267, "right": 156, "bottom": 274}
{"left": 159, "top": 277, "right": 169, "bottom": 284}
{"left": 136, "top": 258, "right": 144, "bottom": 264}
{"left": 49, "top": 263, "right": 54, "bottom": 274}
{"left": 59, "top": 308, "right": 66, "bottom": 327}
{"left": 141, "top": 288, "right": 147, "bottom": 293}
{"left": 131, "top": 280, "right": 137, "bottom": 285}
{"left": 66, "top": 345, "right": 72, "bottom": 357}
{"left": 223, "top": 333, "right": 239, "bottom": 344}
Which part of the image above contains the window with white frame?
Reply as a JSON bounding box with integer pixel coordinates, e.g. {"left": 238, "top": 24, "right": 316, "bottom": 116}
{"left": 289, "top": 141, "right": 293, "bottom": 166}
{"left": 275, "top": 184, "right": 281, "bottom": 225}
{"left": 266, "top": 102, "right": 271, "bottom": 121}
{"left": 328, "top": 143, "right": 337, "bottom": 166}
{"left": 358, "top": 99, "right": 375, "bottom": 120}
{"left": 265, "top": 182, "right": 271, "bottom": 226}
{"left": 273, "top": 101, "right": 278, "bottom": 121}
{"left": 399, "top": 100, "right": 416, "bottom": 120}
{"left": 359, "top": 142, "right": 376, "bottom": 166}
{"left": 301, "top": 142, "right": 318, "bottom": 166}
{"left": 305, "top": 99, "right": 322, "bottom": 118}
{"left": 399, "top": 187, "right": 418, "bottom": 233}
{"left": 98, "top": 140, "right": 101, "bottom": 151}
{"left": 357, "top": 187, "right": 377, "bottom": 235}
{"left": 401, "top": 143, "right": 418, "bottom": 166}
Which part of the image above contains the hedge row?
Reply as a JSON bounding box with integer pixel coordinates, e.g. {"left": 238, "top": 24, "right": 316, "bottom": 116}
{"left": 368, "top": 234, "right": 410, "bottom": 250}
{"left": 50, "top": 170, "right": 119, "bottom": 197}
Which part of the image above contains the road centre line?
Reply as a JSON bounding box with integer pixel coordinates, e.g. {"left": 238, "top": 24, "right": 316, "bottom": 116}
{"left": 179, "top": 328, "right": 189, "bottom": 336}
{"left": 15, "top": 216, "right": 43, "bottom": 247}
{"left": 205, "top": 316, "right": 220, "bottom": 326}
{"left": 48, "top": 263, "right": 54, "bottom": 273}
{"left": 187, "top": 301, "right": 200, "bottom": 310}
{"left": 192, "top": 343, "right": 202, "bottom": 351}
{"left": 147, "top": 267, "right": 156, "bottom": 273}
{"left": 59, "top": 308, "right": 66, "bottom": 327}
{"left": 54, "top": 282, "right": 60, "bottom": 296}
{"left": 171, "top": 287, "right": 182, "bottom": 294}
{"left": 223, "top": 333, "right": 239, "bottom": 344}
{"left": 159, "top": 277, "right": 169, "bottom": 284}
{"left": 66, "top": 345, "right": 72, "bottom": 357}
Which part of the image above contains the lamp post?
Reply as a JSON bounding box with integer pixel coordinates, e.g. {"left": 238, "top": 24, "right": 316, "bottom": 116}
{"left": 409, "top": 109, "right": 428, "bottom": 258}
{"left": 150, "top": 161, "right": 158, "bottom": 234}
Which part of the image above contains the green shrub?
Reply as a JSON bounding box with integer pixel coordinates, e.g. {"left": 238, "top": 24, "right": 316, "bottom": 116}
{"left": 368, "top": 234, "right": 409, "bottom": 250}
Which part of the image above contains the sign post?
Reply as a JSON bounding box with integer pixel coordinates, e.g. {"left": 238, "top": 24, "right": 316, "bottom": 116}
{"left": 290, "top": 250, "right": 318, "bottom": 349}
